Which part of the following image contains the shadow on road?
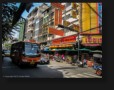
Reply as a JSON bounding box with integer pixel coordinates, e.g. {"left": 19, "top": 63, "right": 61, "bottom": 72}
{"left": 2, "top": 57, "right": 64, "bottom": 78}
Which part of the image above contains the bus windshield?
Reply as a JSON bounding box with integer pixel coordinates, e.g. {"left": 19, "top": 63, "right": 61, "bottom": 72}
{"left": 25, "top": 42, "right": 39, "bottom": 56}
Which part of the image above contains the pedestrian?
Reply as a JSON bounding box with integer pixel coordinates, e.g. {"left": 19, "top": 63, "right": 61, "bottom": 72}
{"left": 83, "top": 57, "right": 87, "bottom": 67}
{"left": 72, "top": 55, "right": 77, "bottom": 65}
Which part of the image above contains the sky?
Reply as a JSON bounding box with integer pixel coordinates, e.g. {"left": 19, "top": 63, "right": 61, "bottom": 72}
{"left": 13, "top": 3, "right": 50, "bottom": 39}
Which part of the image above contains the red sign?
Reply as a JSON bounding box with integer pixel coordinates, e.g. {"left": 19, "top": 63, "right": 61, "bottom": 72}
{"left": 62, "top": 35, "right": 76, "bottom": 43}
{"left": 54, "top": 9, "right": 59, "bottom": 26}
{"left": 52, "top": 38, "right": 62, "bottom": 45}
{"left": 51, "top": 3, "right": 65, "bottom": 10}
{"left": 48, "top": 27, "right": 64, "bottom": 36}
{"left": 59, "top": 9, "right": 62, "bottom": 25}
{"left": 52, "top": 35, "right": 76, "bottom": 44}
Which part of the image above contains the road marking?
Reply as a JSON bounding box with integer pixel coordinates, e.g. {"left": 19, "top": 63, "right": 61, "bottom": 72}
{"left": 83, "top": 73, "right": 101, "bottom": 78}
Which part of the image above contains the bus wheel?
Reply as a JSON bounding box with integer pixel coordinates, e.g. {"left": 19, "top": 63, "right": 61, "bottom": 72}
{"left": 33, "top": 64, "right": 37, "bottom": 68}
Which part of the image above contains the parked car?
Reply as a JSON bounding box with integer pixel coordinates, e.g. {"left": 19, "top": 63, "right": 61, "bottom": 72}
{"left": 3, "top": 50, "right": 10, "bottom": 57}
{"left": 38, "top": 57, "right": 50, "bottom": 64}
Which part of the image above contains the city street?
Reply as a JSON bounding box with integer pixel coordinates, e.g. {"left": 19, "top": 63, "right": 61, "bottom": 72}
{"left": 2, "top": 57, "right": 102, "bottom": 78}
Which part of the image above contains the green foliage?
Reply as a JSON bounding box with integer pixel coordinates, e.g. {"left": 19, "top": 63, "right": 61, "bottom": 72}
{"left": 4, "top": 43, "right": 12, "bottom": 50}
{"left": 2, "top": 3, "right": 33, "bottom": 43}
{"left": 2, "top": 3, "right": 18, "bottom": 42}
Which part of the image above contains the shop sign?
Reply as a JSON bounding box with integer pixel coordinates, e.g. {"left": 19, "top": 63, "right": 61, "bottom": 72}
{"left": 63, "top": 20, "right": 70, "bottom": 26}
{"left": 82, "top": 3, "right": 99, "bottom": 34}
{"left": 62, "top": 35, "right": 76, "bottom": 43}
{"left": 54, "top": 9, "right": 59, "bottom": 26}
{"left": 59, "top": 9, "right": 62, "bottom": 24}
{"left": 71, "top": 10, "right": 77, "bottom": 18}
{"left": 52, "top": 38, "right": 62, "bottom": 44}
{"left": 82, "top": 35, "right": 102, "bottom": 44}
{"left": 48, "top": 27, "right": 64, "bottom": 36}
{"left": 72, "top": 3, "right": 77, "bottom": 9}
{"left": 52, "top": 35, "right": 76, "bottom": 45}
{"left": 51, "top": 3, "right": 65, "bottom": 10}
{"left": 73, "top": 24, "right": 79, "bottom": 31}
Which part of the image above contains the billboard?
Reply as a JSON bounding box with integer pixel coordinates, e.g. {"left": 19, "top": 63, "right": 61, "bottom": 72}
{"left": 48, "top": 27, "right": 64, "bottom": 36}
{"left": 81, "top": 3, "right": 99, "bottom": 34}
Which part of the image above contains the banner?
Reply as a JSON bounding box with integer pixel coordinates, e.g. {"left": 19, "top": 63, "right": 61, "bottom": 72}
{"left": 54, "top": 9, "right": 59, "bottom": 26}
{"left": 52, "top": 38, "right": 62, "bottom": 44}
{"left": 51, "top": 3, "right": 65, "bottom": 10}
{"left": 62, "top": 35, "right": 76, "bottom": 43}
{"left": 82, "top": 3, "right": 99, "bottom": 34}
{"left": 52, "top": 35, "right": 76, "bottom": 44}
{"left": 59, "top": 9, "right": 62, "bottom": 25}
{"left": 48, "top": 27, "right": 64, "bottom": 36}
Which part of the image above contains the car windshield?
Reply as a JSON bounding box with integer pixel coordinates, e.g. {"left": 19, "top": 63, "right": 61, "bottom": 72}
{"left": 25, "top": 42, "right": 39, "bottom": 56}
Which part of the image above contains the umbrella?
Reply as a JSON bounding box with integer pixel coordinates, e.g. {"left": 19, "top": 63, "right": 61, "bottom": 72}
{"left": 79, "top": 48, "right": 92, "bottom": 52}
{"left": 91, "top": 50, "right": 102, "bottom": 53}
{"left": 93, "top": 54, "right": 102, "bottom": 58}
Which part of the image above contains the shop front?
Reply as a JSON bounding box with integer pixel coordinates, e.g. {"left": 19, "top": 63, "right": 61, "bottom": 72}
{"left": 81, "top": 35, "right": 102, "bottom": 67}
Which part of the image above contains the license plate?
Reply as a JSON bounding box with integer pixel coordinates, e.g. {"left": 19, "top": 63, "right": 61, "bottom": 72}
{"left": 30, "top": 61, "right": 35, "bottom": 64}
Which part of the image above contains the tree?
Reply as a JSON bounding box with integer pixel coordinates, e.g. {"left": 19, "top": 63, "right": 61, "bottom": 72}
{"left": 2, "top": 3, "right": 18, "bottom": 42}
{"left": 2, "top": 3, "right": 33, "bottom": 43}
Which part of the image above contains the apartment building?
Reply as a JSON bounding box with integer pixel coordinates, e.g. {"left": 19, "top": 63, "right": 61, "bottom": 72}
{"left": 33, "top": 4, "right": 49, "bottom": 42}
{"left": 25, "top": 3, "right": 80, "bottom": 48}
{"left": 25, "top": 7, "right": 38, "bottom": 41}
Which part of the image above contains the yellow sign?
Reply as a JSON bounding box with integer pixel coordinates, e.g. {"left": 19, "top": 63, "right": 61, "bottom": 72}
{"left": 63, "top": 21, "right": 70, "bottom": 26}
{"left": 82, "top": 35, "right": 102, "bottom": 44}
{"left": 71, "top": 10, "right": 77, "bottom": 18}
{"left": 73, "top": 24, "right": 79, "bottom": 31}
{"left": 82, "top": 3, "right": 99, "bottom": 34}
{"left": 72, "top": 3, "right": 77, "bottom": 9}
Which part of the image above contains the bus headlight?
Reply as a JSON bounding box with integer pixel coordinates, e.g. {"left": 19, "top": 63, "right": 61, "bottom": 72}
{"left": 22, "top": 59, "right": 27, "bottom": 62}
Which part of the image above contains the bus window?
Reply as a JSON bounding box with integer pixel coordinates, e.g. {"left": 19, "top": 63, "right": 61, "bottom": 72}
{"left": 25, "top": 42, "right": 39, "bottom": 56}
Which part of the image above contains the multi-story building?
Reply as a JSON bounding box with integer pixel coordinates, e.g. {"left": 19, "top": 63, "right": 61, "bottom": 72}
{"left": 24, "top": 3, "right": 102, "bottom": 50}
{"left": 25, "top": 3, "right": 80, "bottom": 50}
{"left": 33, "top": 3, "right": 49, "bottom": 42}
{"left": 25, "top": 7, "right": 38, "bottom": 41}
{"left": 18, "top": 18, "right": 26, "bottom": 41}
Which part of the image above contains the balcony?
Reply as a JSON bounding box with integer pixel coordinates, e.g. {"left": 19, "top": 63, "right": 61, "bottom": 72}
{"left": 27, "top": 27, "right": 34, "bottom": 32}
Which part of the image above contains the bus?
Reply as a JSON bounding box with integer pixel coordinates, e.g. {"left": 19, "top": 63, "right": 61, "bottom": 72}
{"left": 10, "top": 41, "right": 41, "bottom": 67}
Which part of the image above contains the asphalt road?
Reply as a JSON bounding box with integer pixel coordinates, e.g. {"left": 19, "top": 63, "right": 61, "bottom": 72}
{"left": 2, "top": 57, "right": 102, "bottom": 78}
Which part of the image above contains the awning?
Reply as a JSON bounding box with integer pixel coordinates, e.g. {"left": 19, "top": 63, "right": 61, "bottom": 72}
{"left": 93, "top": 54, "right": 102, "bottom": 58}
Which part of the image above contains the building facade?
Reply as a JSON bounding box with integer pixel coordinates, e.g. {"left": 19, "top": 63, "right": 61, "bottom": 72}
{"left": 24, "top": 3, "right": 102, "bottom": 50}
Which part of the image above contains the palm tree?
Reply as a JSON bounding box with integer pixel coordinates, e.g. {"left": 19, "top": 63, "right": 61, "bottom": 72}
{"left": 2, "top": 3, "right": 33, "bottom": 42}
